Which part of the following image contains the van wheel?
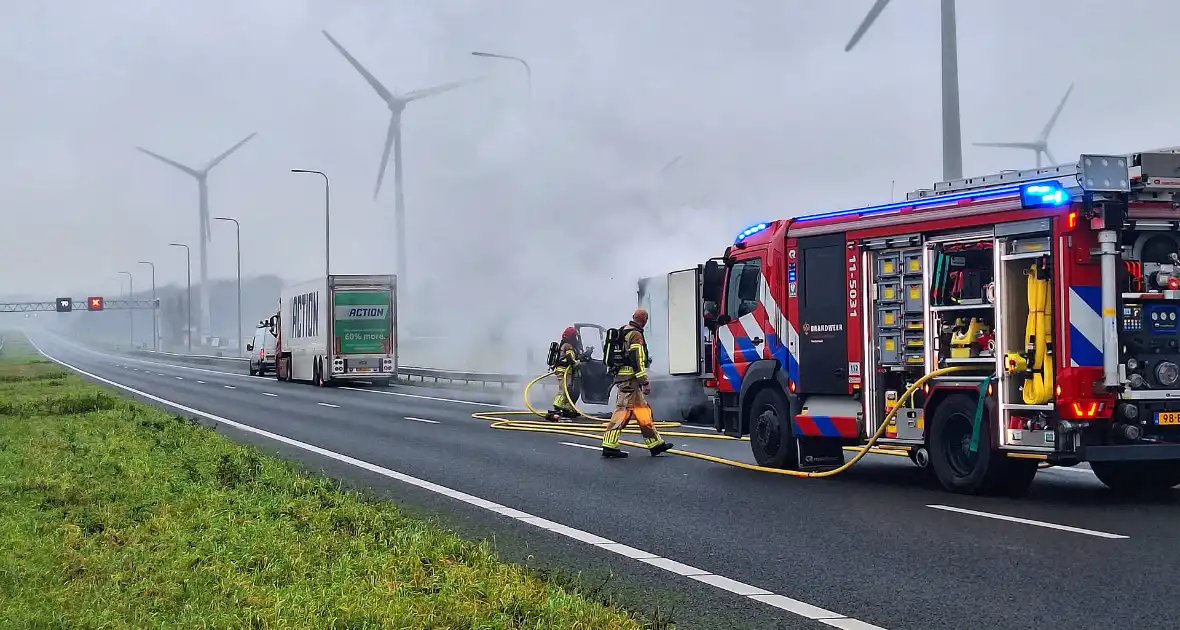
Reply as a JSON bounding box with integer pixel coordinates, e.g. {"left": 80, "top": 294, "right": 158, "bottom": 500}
{"left": 748, "top": 387, "right": 799, "bottom": 469}
{"left": 248, "top": 362, "right": 257, "bottom": 376}
{"left": 928, "top": 394, "right": 1037, "bottom": 496}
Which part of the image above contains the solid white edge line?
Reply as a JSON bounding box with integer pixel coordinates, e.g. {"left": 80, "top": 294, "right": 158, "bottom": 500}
{"left": 48, "top": 333, "right": 513, "bottom": 410}
{"left": 926, "top": 505, "right": 1129, "bottom": 539}
{"left": 28, "top": 337, "right": 887, "bottom": 629}
{"left": 403, "top": 416, "right": 440, "bottom": 424}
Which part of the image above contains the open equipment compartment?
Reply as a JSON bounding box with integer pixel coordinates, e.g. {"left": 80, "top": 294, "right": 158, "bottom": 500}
{"left": 924, "top": 232, "right": 998, "bottom": 372}
{"left": 863, "top": 234, "right": 928, "bottom": 444}
{"left": 996, "top": 232, "right": 1057, "bottom": 451}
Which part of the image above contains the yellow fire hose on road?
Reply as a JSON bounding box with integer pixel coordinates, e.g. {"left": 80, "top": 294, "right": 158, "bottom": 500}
{"left": 472, "top": 365, "right": 984, "bottom": 476}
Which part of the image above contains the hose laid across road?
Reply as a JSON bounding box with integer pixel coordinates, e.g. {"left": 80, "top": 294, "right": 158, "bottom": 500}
{"left": 471, "top": 366, "right": 979, "bottom": 476}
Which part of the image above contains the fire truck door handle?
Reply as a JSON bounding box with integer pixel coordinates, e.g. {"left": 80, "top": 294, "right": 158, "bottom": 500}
{"left": 752, "top": 337, "right": 764, "bottom": 345}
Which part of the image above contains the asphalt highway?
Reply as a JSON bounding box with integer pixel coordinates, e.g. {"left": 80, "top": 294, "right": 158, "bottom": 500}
{"left": 30, "top": 333, "right": 1180, "bottom": 630}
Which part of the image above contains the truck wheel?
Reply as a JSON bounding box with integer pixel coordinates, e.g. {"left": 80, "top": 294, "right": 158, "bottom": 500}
{"left": 314, "top": 358, "right": 326, "bottom": 387}
{"left": 1091, "top": 461, "right": 1180, "bottom": 495}
{"left": 928, "top": 393, "right": 1038, "bottom": 496}
{"left": 748, "top": 387, "right": 799, "bottom": 469}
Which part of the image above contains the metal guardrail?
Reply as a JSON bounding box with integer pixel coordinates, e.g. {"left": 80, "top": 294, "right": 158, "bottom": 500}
{"left": 126, "top": 348, "right": 527, "bottom": 389}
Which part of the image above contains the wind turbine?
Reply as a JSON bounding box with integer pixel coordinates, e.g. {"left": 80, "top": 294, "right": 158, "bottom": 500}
{"left": 846, "top": 0, "right": 964, "bottom": 182}
{"left": 136, "top": 132, "right": 256, "bottom": 344}
{"left": 973, "top": 82, "right": 1075, "bottom": 168}
{"left": 321, "top": 30, "right": 477, "bottom": 288}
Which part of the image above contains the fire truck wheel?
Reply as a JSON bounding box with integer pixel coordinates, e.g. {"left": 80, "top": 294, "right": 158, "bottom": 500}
{"left": 929, "top": 394, "right": 1037, "bottom": 496}
{"left": 748, "top": 387, "right": 799, "bottom": 469}
{"left": 1090, "top": 460, "right": 1180, "bottom": 495}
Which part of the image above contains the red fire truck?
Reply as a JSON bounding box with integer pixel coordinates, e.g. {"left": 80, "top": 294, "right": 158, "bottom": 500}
{"left": 662, "top": 150, "right": 1180, "bottom": 495}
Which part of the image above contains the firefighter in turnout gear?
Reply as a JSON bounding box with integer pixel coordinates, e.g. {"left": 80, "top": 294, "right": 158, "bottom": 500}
{"left": 548, "top": 326, "right": 585, "bottom": 421}
{"left": 601, "top": 308, "right": 672, "bottom": 458}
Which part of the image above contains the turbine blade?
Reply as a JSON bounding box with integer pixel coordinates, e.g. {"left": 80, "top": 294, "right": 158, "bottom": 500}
{"left": 1037, "top": 82, "right": 1075, "bottom": 142}
{"left": 973, "top": 141, "right": 1040, "bottom": 149}
{"left": 135, "top": 146, "right": 199, "bottom": 176}
{"left": 1043, "top": 147, "right": 1058, "bottom": 166}
{"left": 401, "top": 78, "right": 480, "bottom": 102}
{"left": 205, "top": 132, "right": 257, "bottom": 171}
{"left": 322, "top": 30, "right": 395, "bottom": 103}
{"left": 845, "top": 0, "right": 893, "bottom": 52}
{"left": 374, "top": 114, "right": 398, "bottom": 199}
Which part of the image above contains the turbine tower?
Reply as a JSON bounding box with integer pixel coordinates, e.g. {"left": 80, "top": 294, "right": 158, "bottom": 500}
{"left": 136, "top": 132, "right": 256, "bottom": 343}
{"left": 974, "top": 82, "right": 1075, "bottom": 168}
{"left": 321, "top": 30, "right": 476, "bottom": 289}
{"left": 846, "top": 0, "right": 963, "bottom": 181}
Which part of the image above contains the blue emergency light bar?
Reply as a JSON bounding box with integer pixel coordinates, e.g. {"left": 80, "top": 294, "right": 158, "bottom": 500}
{"left": 735, "top": 222, "right": 770, "bottom": 243}
{"left": 794, "top": 185, "right": 1024, "bottom": 223}
{"left": 1019, "top": 181, "right": 1069, "bottom": 208}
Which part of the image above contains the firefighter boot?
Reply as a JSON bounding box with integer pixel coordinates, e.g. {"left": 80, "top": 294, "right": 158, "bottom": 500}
{"left": 545, "top": 408, "right": 562, "bottom": 422}
{"left": 601, "top": 426, "right": 628, "bottom": 458}
{"left": 601, "top": 447, "right": 628, "bottom": 458}
{"left": 645, "top": 435, "right": 673, "bottom": 456}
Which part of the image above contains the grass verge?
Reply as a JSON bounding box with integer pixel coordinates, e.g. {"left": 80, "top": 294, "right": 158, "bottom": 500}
{"left": 0, "top": 334, "right": 660, "bottom": 629}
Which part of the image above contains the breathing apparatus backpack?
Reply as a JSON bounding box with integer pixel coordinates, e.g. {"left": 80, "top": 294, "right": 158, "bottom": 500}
{"left": 546, "top": 341, "right": 559, "bottom": 369}
{"left": 603, "top": 325, "right": 651, "bottom": 375}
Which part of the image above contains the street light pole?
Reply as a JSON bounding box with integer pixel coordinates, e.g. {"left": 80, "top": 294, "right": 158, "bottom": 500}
{"left": 138, "top": 260, "right": 158, "bottom": 351}
{"left": 169, "top": 243, "right": 192, "bottom": 353}
{"left": 118, "top": 271, "right": 134, "bottom": 349}
{"left": 214, "top": 217, "right": 242, "bottom": 356}
{"left": 291, "top": 169, "right": 330, "bottom": 277}
{"left": 470, "top": 51, "right": 531, "bottom": 96}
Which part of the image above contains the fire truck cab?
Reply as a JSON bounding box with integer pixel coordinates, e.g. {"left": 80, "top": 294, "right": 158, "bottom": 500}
{"left": 675, "top": 150, "right": 1180, "bottom": 496}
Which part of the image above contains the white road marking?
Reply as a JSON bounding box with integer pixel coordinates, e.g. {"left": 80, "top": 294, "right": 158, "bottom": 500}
{"left": 175, "top": 376, "right": 183, "bottom": 380}
{"left": 224, "top": 385, "right": 236, "bottom": 389}
{"left": 317, "top": 402, "right": 340, "bottom": 408}
{"left": 404, "top": 416, "right": 440, "bottom": 424}
{"left": 196, "top": 380, "right": 206, "bottom": 384}
{"left": 927, "top": 505, "right": 1128, "bottom": 539}
{"left": 1044, "top": 465, "right": 1094, "bottom": 475}
{"left": 30, "top": 337, "right": 887, "bottom": 630}
{"left": 561, "top": 441, "right": 606, "bottom": 452}
{"left": 262, "top": 392, "right": 278, "bottom": 397}
{"left": 338, "top": 386, "right": 512, "bottom": 408}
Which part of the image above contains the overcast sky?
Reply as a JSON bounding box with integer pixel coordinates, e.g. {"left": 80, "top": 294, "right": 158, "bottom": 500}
{"left": 2, "top": 0, "right": 1177, "bottom": 346}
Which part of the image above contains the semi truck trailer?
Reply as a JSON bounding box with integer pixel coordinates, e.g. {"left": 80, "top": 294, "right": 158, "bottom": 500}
{"left": 273, "top": 274, "right": 397, "bottom": 387}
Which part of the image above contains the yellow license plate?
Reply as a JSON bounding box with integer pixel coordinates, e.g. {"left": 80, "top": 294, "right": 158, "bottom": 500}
{"left": 355, "top": 367, "right": 372, "bottom": 373}
{"left": 1158, "top": 412, "right": 1180, "bottom": 425}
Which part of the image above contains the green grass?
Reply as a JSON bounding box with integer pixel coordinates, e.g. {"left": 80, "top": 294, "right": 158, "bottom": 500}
{"left": 0, "top": 334, "right": 659, "bottom": 629}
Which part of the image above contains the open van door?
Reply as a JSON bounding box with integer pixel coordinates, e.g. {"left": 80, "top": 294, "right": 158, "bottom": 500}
{"left": 574, "top": 322, "right": 613, "bottom": 405}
